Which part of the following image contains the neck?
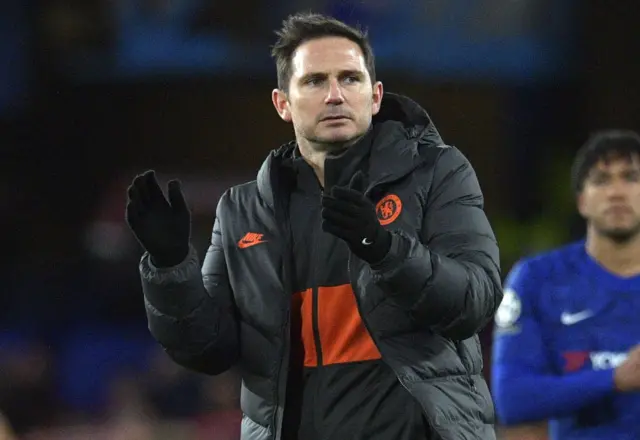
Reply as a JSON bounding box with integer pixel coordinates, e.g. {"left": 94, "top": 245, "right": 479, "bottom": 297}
{"left": 298, "top": 143, "right": 327, "bottom": 187}
{"left": 296, "top": 131, "right": 368, "bottom": 187}
{"left": 297, "top": 138, "right": 348, "bottom": 188}
{"left": 585, "top": 227, "right": 640, "bottom": 276}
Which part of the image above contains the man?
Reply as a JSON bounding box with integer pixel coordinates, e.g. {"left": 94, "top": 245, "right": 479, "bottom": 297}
{"left": 492, "top": 130, "right": 640, "bottom": 440}
{"left": 126, "top": 12, "right": 502, "bottom": 440}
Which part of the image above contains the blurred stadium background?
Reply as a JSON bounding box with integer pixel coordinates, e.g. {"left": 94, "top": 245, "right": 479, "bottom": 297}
{"left": 1, "top": 0, "right": 639, "bottom": 439}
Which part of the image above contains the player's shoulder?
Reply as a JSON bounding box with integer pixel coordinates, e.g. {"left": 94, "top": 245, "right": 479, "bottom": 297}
{"left": 498, "top": 241, "right": 586, "bottom": 323}
{"left": 219, "top": 180, "right": 259, "bottom": 206}
{"left": 508, "top": 240, "right": 585, "bottom": 288}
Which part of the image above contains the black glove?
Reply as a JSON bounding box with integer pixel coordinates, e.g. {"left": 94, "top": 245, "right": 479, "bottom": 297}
{"left": 321, "top": 172, "right": 391, "bottom": 264}
{"left": 125, "top": 170, "right": 191, "bottom": 267}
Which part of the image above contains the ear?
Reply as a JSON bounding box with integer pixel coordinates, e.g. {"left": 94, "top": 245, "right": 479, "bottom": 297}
{"left": 272, "top": 88, "right": 292, "bottom": 122}
{"left": 576, "top": 192, "right": 587, "bottom": 218}
{"left": 371, "top": 81, "right": 384, "bottom": 116}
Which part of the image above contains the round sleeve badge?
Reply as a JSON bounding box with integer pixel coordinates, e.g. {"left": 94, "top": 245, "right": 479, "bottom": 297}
{"left": 376, "top": 194, "right": 402, "bottom": 225}
{"left": 494, "top": 288, "right": 522, "bottom": 328}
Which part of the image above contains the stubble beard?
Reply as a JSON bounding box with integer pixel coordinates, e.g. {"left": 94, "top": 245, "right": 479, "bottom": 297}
{"left": 308, "top": 135, "right": 361, "bottom": 154}
{"left": 594, "top": 219, "right": 640, "bottom": 244}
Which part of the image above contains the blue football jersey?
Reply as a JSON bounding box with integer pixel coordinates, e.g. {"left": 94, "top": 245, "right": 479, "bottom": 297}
{"left": 492, "top": 240, "right": 640, "bottom": 440}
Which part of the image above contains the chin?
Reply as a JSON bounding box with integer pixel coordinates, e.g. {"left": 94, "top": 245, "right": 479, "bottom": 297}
{"left": 317, "top": 132, "right": 358, "bottom": 145}
{"left": 326, "top": 125, "right": 357, "bottom": 136}
{"left": 600, "top": 226, "right": 640, "bottom": 243}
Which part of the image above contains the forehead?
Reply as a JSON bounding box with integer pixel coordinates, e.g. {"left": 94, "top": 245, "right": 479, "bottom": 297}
{"left": 291, "top": 37, "right": 367, "bottom": 78}
{"left": 589, "top": 154, "right": 640, "bottom": 174}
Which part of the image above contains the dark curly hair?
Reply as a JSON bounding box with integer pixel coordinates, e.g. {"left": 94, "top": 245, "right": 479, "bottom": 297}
{"left": 571, "top": 129, "right": 640, "bottom": 193}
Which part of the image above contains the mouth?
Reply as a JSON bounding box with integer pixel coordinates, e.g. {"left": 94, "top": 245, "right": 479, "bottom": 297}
{"left": 605, "top": 205, "right": 633, "bottom": 215}
{"left": 321, "top": 116, "right": 350, "bottom": 122}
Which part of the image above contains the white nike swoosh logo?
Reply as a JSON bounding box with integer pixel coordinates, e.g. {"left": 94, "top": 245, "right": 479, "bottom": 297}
{"left": 560, "top": 310, "right": 594, "bottom": 325}
{"left": 361, "top": 238, "right": 372, "bottom": 245}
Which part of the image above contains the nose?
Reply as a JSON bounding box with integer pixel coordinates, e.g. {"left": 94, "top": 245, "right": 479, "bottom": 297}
{"left": 325, "top": 79, "right": 344, "bottom": 105}
{"left": 605, "top": 178, "right": 629, "bottom": 200}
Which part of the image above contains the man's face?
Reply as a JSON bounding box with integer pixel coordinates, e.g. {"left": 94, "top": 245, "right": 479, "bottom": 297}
{"left": 578, "top": 155, "right": 640, "bottom": 241}
{"left": 272, "top": 37, "right": 383, "bottom": 152}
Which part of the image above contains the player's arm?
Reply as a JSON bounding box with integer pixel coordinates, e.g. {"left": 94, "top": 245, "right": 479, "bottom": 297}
{"left": 498, "top": 422, "right": 549, "bottom": 440}
{"left": 492, "top": 261, "right": 615, "bottom": 424}
{"left": 370, "top": 146, "right": 502, "bottom": 340}
{"left": 141, "top": 193, "right": 240, "bottom": 375}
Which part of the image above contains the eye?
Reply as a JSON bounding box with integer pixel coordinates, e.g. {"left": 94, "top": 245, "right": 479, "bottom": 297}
{"left": 623, "top": 171, "right": 640, "bottom": 182}
{"left": 304, "top": 76, "right": 323, "bottom": 86}
{"left": 343, "top": 75, "right": 360, "bottom": 84}
{"left": 590, "top": 174, "right": 609, "bottom": 186}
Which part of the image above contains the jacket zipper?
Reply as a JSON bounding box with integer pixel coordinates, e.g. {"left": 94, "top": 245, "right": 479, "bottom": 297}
{"left": 311, "top": 190, "right": 324, "bottom": 367}
{"left": 307, "top": 190, "right": 326, "bottom": 435}
{"left": 311, "top": 289, "right": 323, "bottom": 366}
{"left": 347, "top": 177, "right": 418, "bottom": 400}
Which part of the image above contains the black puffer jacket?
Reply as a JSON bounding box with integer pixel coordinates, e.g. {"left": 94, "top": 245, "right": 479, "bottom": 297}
{"left": 140, "top": 93, "right": 503, "bottom": 440}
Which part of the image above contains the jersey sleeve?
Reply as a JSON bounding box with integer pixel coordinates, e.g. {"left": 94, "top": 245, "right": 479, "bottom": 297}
{"left": 491, "top": 259, "right": 615, "bottom": 425}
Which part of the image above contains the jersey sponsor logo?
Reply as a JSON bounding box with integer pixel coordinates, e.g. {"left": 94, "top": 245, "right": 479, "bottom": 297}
{"left": 590, "top": 351, "right": 628, "bottom": 370}
{"left": 560, "top": 310, "right": 594, "bottom": 325}
{"left": 375, "top": 194, "right": 402, "bottom": 226}
{"left": 494, "top": 288, "right": 522, "bottom": 331}
{"left": 562, "top": 351, "right": 591, "bottom": 372}
{"left": 563, "top": 350, "right": 628, "bottom": 372}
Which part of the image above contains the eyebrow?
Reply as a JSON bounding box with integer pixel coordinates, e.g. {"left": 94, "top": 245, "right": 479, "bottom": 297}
{"left": 590, "top": 166, "right": 640, "bottom": 177}
{"left": 298, "top": 69, "right": 365, "bottom": 82}
{"left": 338, "top": 69, "right": 364, "bottom": 78}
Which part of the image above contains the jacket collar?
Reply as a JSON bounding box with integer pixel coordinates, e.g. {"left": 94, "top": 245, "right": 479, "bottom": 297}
{"left": 257, "top": 93, "right": 444, "bottom": 208}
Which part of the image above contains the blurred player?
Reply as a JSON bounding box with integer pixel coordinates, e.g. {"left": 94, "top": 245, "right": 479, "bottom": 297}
{"left": 126, "top": 12, "right": 502, "bottom": 440}
{"left": 492, "top": 130, "right": 640, "bottom": 440}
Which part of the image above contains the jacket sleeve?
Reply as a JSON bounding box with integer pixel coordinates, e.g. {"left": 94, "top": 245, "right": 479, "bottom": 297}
{"left": 370, "top": 145, "right": 502, "bottom": 340}
{"left": 492, "top": 261, "right": 615, "bottom": 424}
{"left": 140, "top": 195, "right": 239, "bottom": 375}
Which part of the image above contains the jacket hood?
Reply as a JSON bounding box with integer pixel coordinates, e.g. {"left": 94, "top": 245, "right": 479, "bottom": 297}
{"left": 372, "top": 92, "right": 443, "bottom": 144}
{"left": 257, "top": 93, "right": 444, "bottom": 207}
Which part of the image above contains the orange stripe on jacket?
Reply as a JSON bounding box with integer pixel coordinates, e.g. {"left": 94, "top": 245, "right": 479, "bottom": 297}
{"left": 295, "top": 284, "right": 381, "bottom": 367}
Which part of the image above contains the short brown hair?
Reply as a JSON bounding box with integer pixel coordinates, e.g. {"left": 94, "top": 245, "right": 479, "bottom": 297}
{"left": 270, "top": 12, "right": 376, "bottom": 92}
